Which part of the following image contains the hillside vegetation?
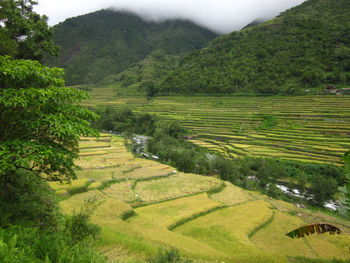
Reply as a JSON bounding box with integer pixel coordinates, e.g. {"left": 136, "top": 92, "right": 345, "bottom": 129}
{"left": 45, "top": 9, "right": 217, "bottom": 85}
{"left": 103, "top": 52, "right": 181, "bottom": 96}
{"left": 162, "top": 0, "right": 350, "bottom": 94}
{"left": 52, "top": 134, "right": 350, "bottom": 262}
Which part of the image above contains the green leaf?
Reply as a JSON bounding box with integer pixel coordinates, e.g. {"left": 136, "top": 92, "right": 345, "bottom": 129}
{"left": 8, "top": 235, "right": 17, "bottom": 250}
{"left": 0, "top": 55, "right": 98, "bottom": 181}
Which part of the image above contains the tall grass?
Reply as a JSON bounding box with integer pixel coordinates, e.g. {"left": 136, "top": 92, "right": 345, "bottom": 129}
{"left": 0, "top": 225, "right": 107, "bottom": 263}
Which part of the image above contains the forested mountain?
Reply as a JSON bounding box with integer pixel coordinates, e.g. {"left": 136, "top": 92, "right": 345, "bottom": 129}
{"left": 161, "top": 0, "right": 350, "bottom": 94}
{"left": 102, "top": 51, "right": 181, "bottom": 92}
{"left": 46, "top": 9, "right": 218, "bottom": 85}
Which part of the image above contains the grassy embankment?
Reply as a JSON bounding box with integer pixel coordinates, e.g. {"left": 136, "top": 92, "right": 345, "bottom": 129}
{"left": 50, "top": 134, "right": 350, "bottom": 262}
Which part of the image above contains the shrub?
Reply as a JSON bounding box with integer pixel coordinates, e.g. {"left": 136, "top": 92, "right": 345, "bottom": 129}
{"left": 65, "top": 197, "right": 102, "bottom": 243}
{"left": 148, "top": 248, "right": 192, "bottom": 263}
{"left": 0, "top": 169, "right": 61, "bottom": 229}
{"left": 0, "top": 231, "right": 37, "bottom": 263}
{"left": 0, "top": 225, "right": 107, "bottom": 263}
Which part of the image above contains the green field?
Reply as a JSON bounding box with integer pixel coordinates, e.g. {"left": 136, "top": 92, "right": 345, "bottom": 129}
{"left": 84, "top": 91, "right": 350, "bottom": 166}
{"left": 51, "top": 135, "right": 350, "bottom": 262}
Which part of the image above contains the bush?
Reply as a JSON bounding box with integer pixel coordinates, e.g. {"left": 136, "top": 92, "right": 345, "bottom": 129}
{"left": 0, "top": 176, "right": 106, "bottom": 263}
{"left": 93, "top": 107, "right": 158, "bottom": 136}
{"left": 309, "top": 176, "right": 338, "bottom": 206}
{"left": 0, "top": 230, "right": 38, "bottom": 263}
{"left": 65, "top": 197, "right": 102, "bottom": 243}
{"left": 148, "top": 248, "right": 192, "bottom": 263}
{"left": 0, "top": 169, "right": 61, "bottom": 229}
{"left": 0, "top": 195, "right": 105, "bottom": 263}
{"left": 0, "top": 226, "right": 107, "bottom": 263}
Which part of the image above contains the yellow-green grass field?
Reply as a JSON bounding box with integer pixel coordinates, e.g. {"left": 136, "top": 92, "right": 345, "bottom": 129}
{"left": 49, "top": 179, "right": 89, "bottom": 195}
{"left": 103, "top": 180, "right": 139, "bottom": 203}
{"left": 174, "top": 200, "right": 282, "bottom": 261}
{"left": 83, "top": 91, "right": 350, "bottom": 166}
{"left": 210, "top": 181, "right": 255, "bottom": 206}
{"left": 60, "top": 190, "right": 132, "bottom": 218}
{"left": 250, "top": 211, "right": 350, "bottom": 259}
{"left": 50, "top": 135, "right": 350, "bottom": 263}
{"left": 130, "top": 193, "right": 222, "bottom": 229}
{"left": 133, "top": 173, "right": 222, "bottom": 204}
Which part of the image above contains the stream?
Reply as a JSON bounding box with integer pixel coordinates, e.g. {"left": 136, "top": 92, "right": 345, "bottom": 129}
{"left": 275, "top": 184, "right": 339, "bottom": 211}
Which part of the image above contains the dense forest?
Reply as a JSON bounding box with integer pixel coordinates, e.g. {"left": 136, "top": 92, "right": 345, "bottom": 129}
{"left": 161, "top": 0, "right": 350, "bottom": 94}
{"left": 45, "top": 9, "right": 218, "bottom": 85}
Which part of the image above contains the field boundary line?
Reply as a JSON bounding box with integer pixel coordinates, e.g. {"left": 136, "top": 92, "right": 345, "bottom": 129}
{"left": 79, "top": 145, "right": 111, "bottom": 150}
{"left": 168, "top": 205, "right": 227, "bottom": 231}
{"left": 168, "top": 199, "right": 259, "bottom": 231}
{"left": 81, "top": 164, "right": 122, "bottom": 170}
{"left": 248, "top": 210, "right": 275, "bottom": 239}
{"left": 130, "top": 183, "right": 225, "bottom": 208}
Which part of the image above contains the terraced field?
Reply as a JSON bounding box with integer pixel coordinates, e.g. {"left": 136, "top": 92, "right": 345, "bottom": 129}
{"left": 51, "top": 135, "right": 350, "bottom": 262}
{"left": 84, "top": 92, "right": 350, "bottom": 165}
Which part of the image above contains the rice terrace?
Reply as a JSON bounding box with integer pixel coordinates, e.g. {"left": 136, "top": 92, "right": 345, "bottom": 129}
{"left": 51, "top": 134, "right": 350, "bottom": 262}
{"left": 85, "top": 90, "right": 350, "bottom": 166}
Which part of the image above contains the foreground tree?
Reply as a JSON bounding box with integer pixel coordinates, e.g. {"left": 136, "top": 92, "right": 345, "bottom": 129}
{"left": 0, "top": 0, "right": 57, "bottom": 60}
{"left": 0, "top": 56, "right": 98, "bottom": 183}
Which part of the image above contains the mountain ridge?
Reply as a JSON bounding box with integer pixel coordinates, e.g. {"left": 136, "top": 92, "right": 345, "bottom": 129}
{"left": 161, "top": 0, "right": 350, "bottom": 95}
{"left": 46, "top": 9, "right": 218, "bottom": 85}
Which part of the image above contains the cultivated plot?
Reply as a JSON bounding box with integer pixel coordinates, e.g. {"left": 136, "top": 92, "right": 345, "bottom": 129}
{"left": 51, "top": 134, "right": 350, "bottom": 262}
{"left": 134, "top": 173, "right": 223, "bottom": 203}
{"left": 85, "top": 93, "right": 350, "bottom": 165}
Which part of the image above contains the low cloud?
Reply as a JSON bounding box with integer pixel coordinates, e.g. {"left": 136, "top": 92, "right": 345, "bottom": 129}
{"left": 36, "top": 0, "right": 305, "bottom": 34}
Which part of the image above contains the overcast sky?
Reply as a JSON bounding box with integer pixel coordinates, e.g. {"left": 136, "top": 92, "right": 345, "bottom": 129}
{"left": 35, "top": 0, "right": 305, "bottom": 34}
